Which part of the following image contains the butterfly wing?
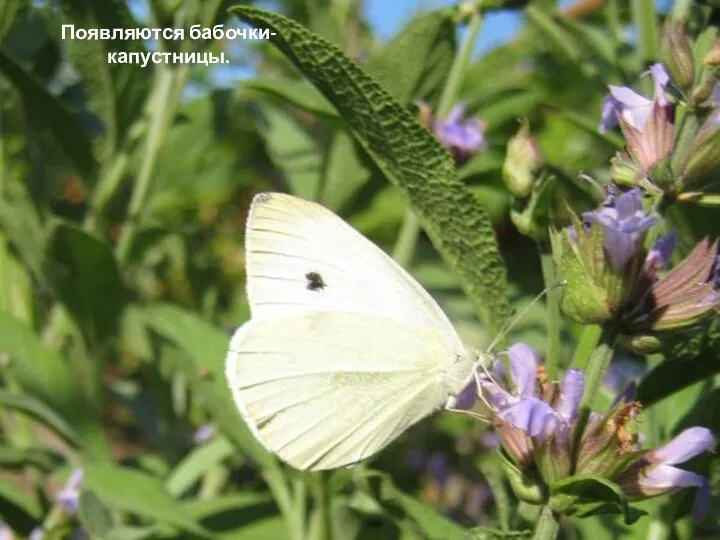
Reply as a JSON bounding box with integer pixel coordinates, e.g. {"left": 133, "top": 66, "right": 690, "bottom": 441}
{"left": 225, "top": 311, "right": 459, "bottom": 470}
{"left": 244, "top": 192, "right": 462, "bottom": 348}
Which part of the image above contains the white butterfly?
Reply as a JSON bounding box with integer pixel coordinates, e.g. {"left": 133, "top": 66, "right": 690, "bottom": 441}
{"left": 225, "top": 192, "right": 490, "bottom": 470}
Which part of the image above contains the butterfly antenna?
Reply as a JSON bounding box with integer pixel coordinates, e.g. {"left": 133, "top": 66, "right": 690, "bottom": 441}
{"left": 446, "top": 407, "right": 491, "bottom": 424}
{"left": 485, "top": 281, "right": 566, "bottom": 354}
{"left": 472, "top": 365, "right": 498, "bottom": 413}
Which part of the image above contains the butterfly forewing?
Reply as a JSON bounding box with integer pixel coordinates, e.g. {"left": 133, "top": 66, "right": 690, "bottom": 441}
{"left": 245, "top": 193, "right": 462, "bottom": 346}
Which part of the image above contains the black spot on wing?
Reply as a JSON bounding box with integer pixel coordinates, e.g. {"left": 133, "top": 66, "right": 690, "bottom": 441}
{"left": 305, "top": 271, "right": 326, "bottom": 291}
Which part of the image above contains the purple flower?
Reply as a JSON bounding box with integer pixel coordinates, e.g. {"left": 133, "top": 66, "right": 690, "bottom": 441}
{"left": 583, "top": 188, "right": 658, "bottom": 270}
{"left": 192, "top": 424, "right": 215, "bottom": 445}
{"left": 603, "top": 358, "right": 646, "bottom": 395}
{"left": 433, "top": 103, "right": 486, "bottom": 161}
{"left": 56, "top": 469, "right": 83, "bottom": 514}
{"left": 599, "top": 64, "right": 670, "bottom": 133}
{"left": 482, "top": 343, "right": 558, "bottom": 439}
{"left": 646, "top": 230, "right": 677, "bottom": 273}
{"left": 619, "top": 427, "right": 715, "bottom": 520}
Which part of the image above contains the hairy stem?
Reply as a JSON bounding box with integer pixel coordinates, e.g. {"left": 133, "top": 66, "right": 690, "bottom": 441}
{"left": 571, "top": 326, "right": 617, "bottom": 456}
{"left": 539, "top": 246, "right": 560, "bottom": 378}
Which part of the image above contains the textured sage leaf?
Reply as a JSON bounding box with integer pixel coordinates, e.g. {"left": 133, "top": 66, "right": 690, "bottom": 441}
{"left": 243, "top": 77, "right": 339, "bottom": 118}
{"left": 231, "top": 6, "right": 511, "bottom": 333}
{"left": 0, "top": 390, "right": 81, "bottom": 448}
{"left": 84, "top": 464, "right": 211, "bottom": 537}
{"left": 0, "top": 51, "right": 97, "bottom": 178}
{"left": 364, "top": 9, "right": 455, "bottom": 105}
{"left": 43, "top": 221, "right": 127, "bottom": 344}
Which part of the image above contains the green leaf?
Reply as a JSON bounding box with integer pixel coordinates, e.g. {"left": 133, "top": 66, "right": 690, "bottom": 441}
{"left": 466, "top": 528, "right": 531, "bottom": 540}
{"left": 0, "top": 310, "right": 107, "bottom": 456}
{"left": 166, "top": 436, "right": 235, "bottom": 497}
{"left": 637, "top": 318, "right": 720, "bottom": 406}
{"left": 254, "top": 103, "right": 322, "bottom": 200}
{"left": 0, "top": 189, "right": 46, "bottom": 288}
{"left": 549, "top": 474, "right": 646, "bottom": 525}
{"left": 0, "top": 0, "right": 25, "bottom": 41}
{"left": 58, "top": 0, "right": 148, "bottom": 159}
{"left": 231, "top": 6, "right": 511, "bottom": 334}
{"left": 554, "top": 109, "right": 624, "bottom": 149}
{"left": 359, "top": 470, "right": 467, "bottom": 540}
{"left": 524, "top": 6, "right": 588, "bottom": 75}
{"left": 364, "top": 10, "right": 455, "bottom": 105}
{"left": 78, "top": 490, "right": 115, "bottom": 537}
{"left": 104, "top": 526, "right": 157, "bottom": 540}
{"left": 0, "top": 445, "right": 58, "bottom": 471}
{"left": 0, "top": 390, "right": 81, "bottom": 448}
{"left": 0, "top": 50, "right": 97, "bottom": 178}
{"left": 43, "top": 221, "right": 127, "bottom": 344}
{"left": 141, "top": 304, "right": 273, "bottom": 468}
{"left": 182, "top": 493, "right": 281, "bottom": 538}
{"left": 243, "top": 77, "right": 339, "bottom": 118}
{"left": 84, "top": 464, "right": 211, "bottom": 537}
{"left": 0, "top": 480, "right": 41, "bottom": 535}
{"left": 320, "top": 129, "right": 371, "bottom": 211}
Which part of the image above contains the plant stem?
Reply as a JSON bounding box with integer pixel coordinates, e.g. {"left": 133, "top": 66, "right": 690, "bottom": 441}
{"left": 570, "top": 324, "right": 602, "bottom": 370}
{"left": 670, "top": 0, "right": 693, "bottom": 23}
{"left": 391, "top": 209, "right": 420, "bottom": 266}
{"left": 311, "top": 472, "right": 331, "bottom": 540}
{"left": 391, "top": 9, "right": 483, "bottom": 266}
{"left": 292, "top": 475, "right": 307, "bottom": 540}
{"left": 539, "top": 246, "right": 560, "bottom": 378}
{"left": 571, "top": 326, "right": 617, "bottom": 456}
{"left": 532, "top": 505, "right": 560, "bottom": 540}
{"left": 115, "top": 65, "right": 188, "bottom": 264}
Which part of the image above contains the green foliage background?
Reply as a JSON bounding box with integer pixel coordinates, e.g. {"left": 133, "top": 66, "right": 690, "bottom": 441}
{"left": 0, "top": 0, "right": 719, "bottom": 538}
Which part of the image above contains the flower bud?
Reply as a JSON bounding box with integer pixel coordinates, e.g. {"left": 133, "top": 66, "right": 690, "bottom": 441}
{"left": 510, "top": 175, "right": 555, "bottom": 241}
{"left": 702, "top": 37, "right": 720, "bottom": 67}
{"left": 503, "top": 120, "right": 543, "bottom": 198}
{"left": 660, "top": 24, "right": 695, "bottom": 90}
{"left": 552, "top": 224, "right": 612, "bottom": 324}
{"left": 610, "top": 152, "right": 643, "bottom": 188}
{"left": 499, "top": 450, "right": 546, "bottom": 504}
{"left": 681, "top": 110, "right": 720, "bottom": 186}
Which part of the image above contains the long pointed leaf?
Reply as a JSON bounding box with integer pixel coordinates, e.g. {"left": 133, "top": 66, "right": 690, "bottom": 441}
{"left": 230, "top": 6, "right": 511, "bottom": 333}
